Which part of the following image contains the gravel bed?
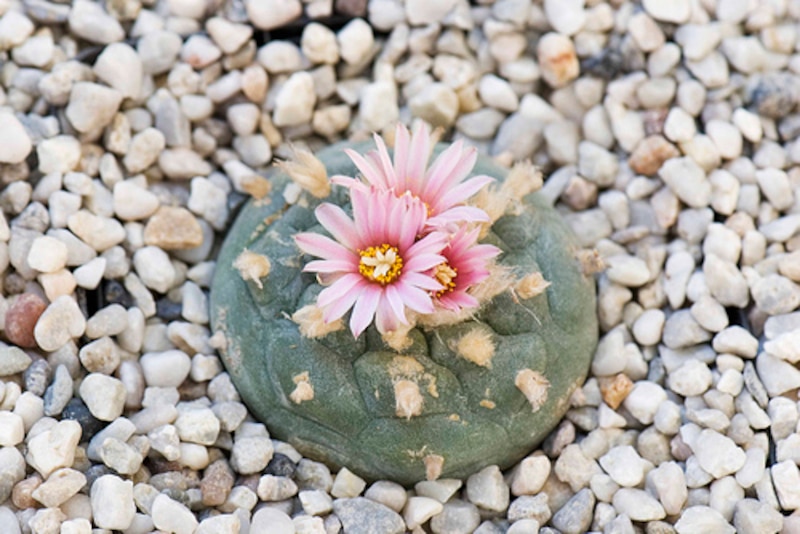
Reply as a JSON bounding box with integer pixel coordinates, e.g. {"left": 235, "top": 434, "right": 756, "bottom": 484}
{"left": 0, "top": 0, "right": 799, "bottom": 532}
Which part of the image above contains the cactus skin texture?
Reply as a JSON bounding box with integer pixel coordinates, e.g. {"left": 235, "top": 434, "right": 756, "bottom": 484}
{"left": 210, "top": 141, "right": 598, "bottom": 485}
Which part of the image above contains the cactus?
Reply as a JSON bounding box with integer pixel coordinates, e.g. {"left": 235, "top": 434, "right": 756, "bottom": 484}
{"left": 210, "top": 139, "right": 598, "bottom": 485}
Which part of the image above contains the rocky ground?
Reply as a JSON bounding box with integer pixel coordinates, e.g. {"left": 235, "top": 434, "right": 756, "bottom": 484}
{"left": 0, "top": 0, "right": 800, "bottom": 532}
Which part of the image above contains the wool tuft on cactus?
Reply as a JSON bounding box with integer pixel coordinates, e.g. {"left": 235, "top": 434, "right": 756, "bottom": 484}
{"left": 211, "top": 122, "right": 599, "bottom": 485}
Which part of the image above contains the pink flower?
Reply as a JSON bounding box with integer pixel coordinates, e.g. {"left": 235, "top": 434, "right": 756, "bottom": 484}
{"left": 430, "top": 227, "right": 501, "bottom": 312}
{"left": 333, "top": 123, "right": 494, "bottom": 228}
{"left": 295, "top": 188, "right": 448, "bottom": 337}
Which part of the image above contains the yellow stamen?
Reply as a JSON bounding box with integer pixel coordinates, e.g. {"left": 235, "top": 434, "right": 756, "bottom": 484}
{"left": 359, "top": 244, "right": 403, "bottom": 284}
{"left": 432, "top": 262, "right": 457, "bottom": 297}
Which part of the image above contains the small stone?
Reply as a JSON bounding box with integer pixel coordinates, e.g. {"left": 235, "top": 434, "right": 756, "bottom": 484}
{"left": 613, "top": 488, "right": 666, "bottom": 521}
{"left": 258, "top": 474, "right": 298, "bottom": 501}
{"left": 543, "top": 0, "right": 586, "bottom": 36}
{"left": 415, "top": 479, "right": 462, "bottom": 504}
{"left": 273, "top": 72, "right": 316, "bottom": 127}
{"left": 33, "top": 295, "right": 86, "bottom": 352}
{"left": 554, "top": 444, "right": 601, "bottom": 492}
{"left": 338, "top": 18, "right": 373, "bottom": 65}
{"left": 403, "top": 496, "right": 442, "bottom": 529}
{"left": 79, "top": 373, "right": 127, "bottom": 422}
{"left": 0, "top": 447, "right": 25, "bottom": 503}
{"left": 629, "top": 136, "right": 679, "bottom": 176}
{"left": 230, "top": 433, "right": 273, "bottom": 475}
{"left": 65, "top": 82, "right": 123, "bottom": 134}
{"left": 67, "top": 210, "right": 126, "bottom": 252}
{"left": 113, "top": 181, "right": 159, "bottom": 221}
{"left": 143, "top": 206, "right": 204, "bottom": 250}
{"left": 410, "top": 83, "right": 459, "bottom": 128}
{"left": 68, "top": 0, "right": 124, "bottom": 44}
{"left": 26, "top": 419, "right": 82, "bottom": 478}
{"left": 93, "top": 43, "right": 142, "bottom": 99}
{"left": 466, "top": 465, "right": 510, "bottom": 512}
{"left": 175, "top": 405, "right": 220, "bottom": 445}
{"left": 159, "top": 148, "right": 213, "bottom": 180}
{"left": 245, "top": 0, "right": 302, "bottom": 30}
{"left": 133, "top": 246, "right": 176, "bottom": 294}
{"left": 537, "top": 33, "right": 579, "bottom": 88}
{"left": 663, "top": 309, "right": 712, "bottom": 349}
{"left": 0, "top": 11, "right": 34, "bottom": 50}
{"left": 0, "top": 108, "right": 32, "bottom": 164}
{"left": 300, "top": 22, "right": 338, "bottom": 65}
{"left": 31, "top": 468, "right": 85, "bottom": 508}
{"left": 0, "top": 411, "right": 24, "bottom": 446}
{"left": 207, "top": 17, "right": 253, "bottom": 55}
{"left": 140, "top": 350, "right": 192, "bottom": 388}
{"left": 430, "top": 499, "right": 481, "bottom": 534}
{"left": 752, "top": 275, "right": 800, "bottom": 316}
{"left": 599, "top": 446, "right": 645, "bottom": 487}
{"left": 674, "top": 506, "right": 735, "bottom": 534}
{"left": 624, "top": 381, "right": 667, "bottom": 425}
{"left": 478, "top": 74, "right": 519, "bottom": 112}
{"left": 359, "top": 81, "right": 399, "bottom": 132}
{"left": 756, "top": 352, "right": 800, "bottom": 397}
{"left": 734, "top": 498, "right": 784, "bottom": 534}
{"left": 138, "top": 30, "right": 183, "bottom": 75}
{"left": 123, "top": 128, "right": 166, "bottom": 174}
{"left": 201, "top": 460, "right": 234, "bottom": 506}
{"left": 692, "top": 429, "right": 746, "bottom": 478}
{"left": 364, "top": 480, "right": 407, "bottom": 513}
{"left": 181, "top": 35, "right": 222, "bottom": 69}
{"left": 668, "top": 360, "right": 713, "bottom": 397}
{"left": 4, "top": 294, "right": 45, "bottom": 351}
{"left": 643, "top": 0, "right": 690, "bottom": 23}
{"left": 647, "top": 461, "right": 688, "bottom": 515}
{"left": 552, "top": 488, "right": 594, "bottom": 534}
{"left": 151, "top": 493, "right": 198, "bottom": 534}
{"left": 332, "top": 497, "right": 405, "bottom": 534}
{"left": 330, "top": 467, "right": 367, "bottom": 499}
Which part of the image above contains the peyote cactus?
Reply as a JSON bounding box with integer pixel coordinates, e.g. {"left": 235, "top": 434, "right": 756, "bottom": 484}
{"left": 210, "top": 125, "right": 598, "bottom": 485}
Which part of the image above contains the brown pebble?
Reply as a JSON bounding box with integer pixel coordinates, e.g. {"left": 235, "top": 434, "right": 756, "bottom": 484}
{"left": 628, "top": 135, "right": 680, "bottom": 176}
{"left": 5, "top": 293, "right": 47, "bottom": 348}
{"left": 143, "top": 206, "right": 204, "bottom": 250}
{"left": 236, "top": 474, "right": 260, "bottom": 494}
{"left": 201, "top": 459, "right": 235, "bottom": 506}
{"left": 598, "top": 373, "right": 634, "bottom": 410}
{"left": 12, "top": 475, "right": 43, "bottom": 509}
{"left": 561, "top": 176, "right": 598, "bottom": 211}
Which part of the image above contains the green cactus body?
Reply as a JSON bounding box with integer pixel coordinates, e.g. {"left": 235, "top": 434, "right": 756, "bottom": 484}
{"left": 210, "top": 142, "right": 598, "bottom": 485}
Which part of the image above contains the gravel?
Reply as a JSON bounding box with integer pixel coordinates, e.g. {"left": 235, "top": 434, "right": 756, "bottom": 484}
{"left": 0, "top": 0, "right": 798, "bottom": 531}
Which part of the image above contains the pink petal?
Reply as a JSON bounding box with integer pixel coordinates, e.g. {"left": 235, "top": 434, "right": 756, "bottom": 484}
{"left": 397, "top": 199, "right": 426, "bottom": 251}
{"left": 423, "top": 140, "right": 465, "bottom": 195}
{"left": 315, "top": 204, "right": 359, "bottom": 250}
{"left": 438, "top": 291, "right": 479, "bottom": 311}
{"left": 303, "top": 259, "right": 358, "bottom": 273}
{"left": 330, "top": 174, "right": 368, "bottom": 192}
{"left": 371, "top": 134, "right": 397, "bottom": 187}
{"left": 349, "top": 284, "right": 382, "bottom": 337}
{"left": 383, "top": 284, "right": 407, "bottom": 325}
{"left": 375, "top": 300, "right": 401, "bottom": 334}
{"left": 401, "top": 271, "right": 443, "bottom": 292}
{"left": 427, "top": 206, "right": 491, "bottom": 227}
{"left": 405, "top": 252, "right": 447, "bottom": 273}
{"left": 406, "top": 231, "right": 448, "bottom": 258}
{"left": 405, "top": 122, "right": 431, "bottom": 195}
{"left": 425, "top": 145, "right": 479, "bottom": 200}
{"left": 345, "top": 148, "right": 390, "bottom": 189}
{"left": 295, "top": 232, "right": 354, "bottom": 260}
{"left": 431, "top": 175, "right": 494, "bottom": 212}
{"left": 320, "top": 278, "right": 367, "bottom": 323}
{"left": 396, "top": 281, "right": 435, "bottom": 314}
{"left": 393, "top": 124, "right": 410, "bottom": 191}
{"left": 317, "top": 272, "right": 364, "bottom": 308}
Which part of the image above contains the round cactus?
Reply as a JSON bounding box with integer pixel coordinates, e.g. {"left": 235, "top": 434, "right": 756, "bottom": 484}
{"left": 210, "top": 139, "right": 598, "bottom": 485}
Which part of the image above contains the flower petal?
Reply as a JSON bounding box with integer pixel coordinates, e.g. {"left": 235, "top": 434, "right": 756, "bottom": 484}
{"left": 344, "top": 148, "right": 389, "bottom": 189}
{"left": 295, "top": 232, "right": 354, "bottom": 260}
{"left": 426, "top": 205, "right": 491, "bottom": 227}
{"left": 303, "top": 258, "right": 358, "bottom": 273}
{"left": 405, "top": 252, "right": 447, "bottom": 273}
{"left": 349, "top": 284, "right": 382, "bottom": 337}
{"left": 401, "top": 271, "right": 442, "bottom": 292}
{"left": 320, "top": 277, "right": 367, "bottom": 323}
{"left": 315, "top": 203, "right": 359, "bottom": 250}
{"left": 375, "top": 300, "right": 401, "bottom": 334}
{"left": 396, "top": 281, "right": 435, "bottom": 314}
{"left": 423, "top": 140, "right": 466, "bottom": 195}
{"left": 406, "top": 122, "right": 431, "bottom": 195}
{"left": 393, "top": 123, "right": 411, "bottom": 191}
{"left": 317, "top": 272, "right": 364, "bottom": 308}
{"left": 436, "top": 175, "right": 495, "bottom": 210}
{"left": 383, "top": 284, "right": 407, "bottom": 325}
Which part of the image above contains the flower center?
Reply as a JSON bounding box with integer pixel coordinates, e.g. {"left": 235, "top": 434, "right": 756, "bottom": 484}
{"left": 359, "top": 244, "right": 403, "bottom": 284}
{"left": 432, "top": 262, "right": 457, "bottom": 296}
